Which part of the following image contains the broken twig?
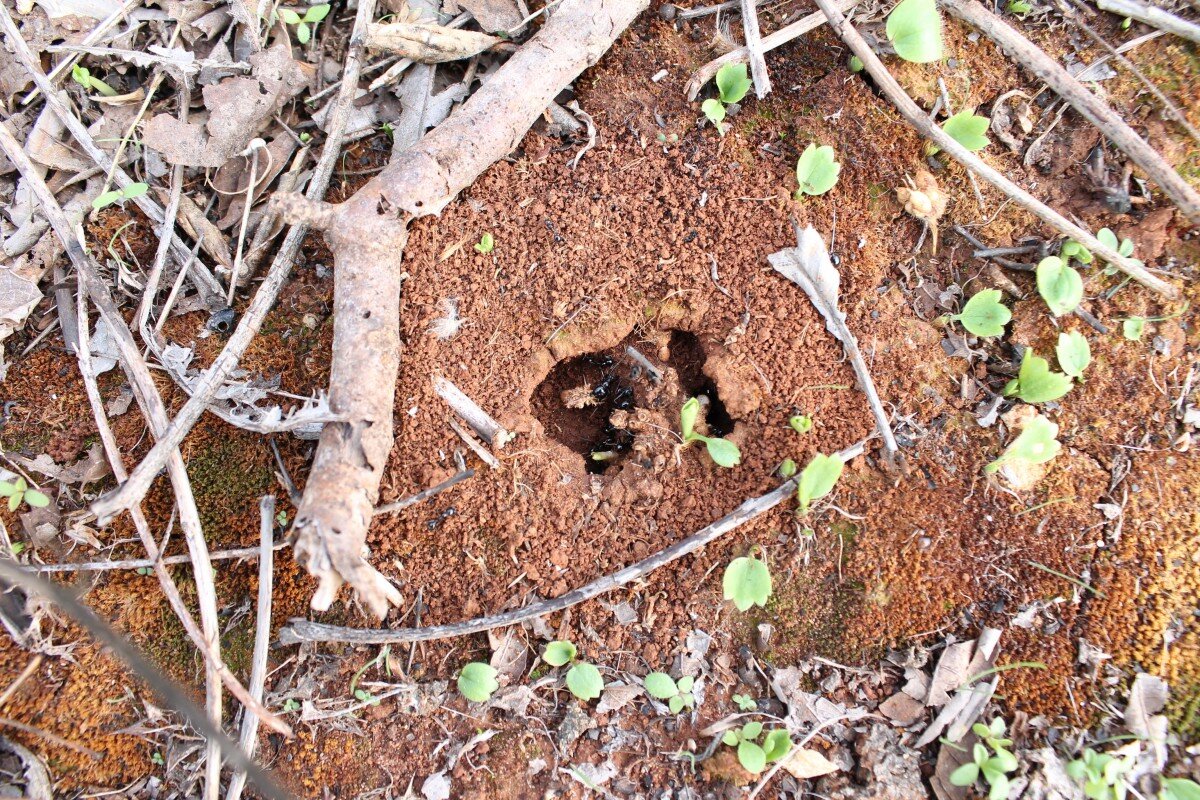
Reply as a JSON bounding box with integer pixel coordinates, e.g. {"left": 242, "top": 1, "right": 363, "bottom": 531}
{"left": 1095, "top": 0, "right": 1200, "bottom": 45}
{"left": 739, "top": 0, "right": 771, "bottom": 98}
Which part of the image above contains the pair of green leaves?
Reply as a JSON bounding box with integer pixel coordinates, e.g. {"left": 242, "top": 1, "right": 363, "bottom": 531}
{"left": 279, "top": 3, "right": 331, "bottom": 44}
{"left": 1004, "top": 351, "right": 1072, "bottom": 404}
{"left": 886, "top": 0, "right": 944, "bottom": 63}
{"left": 1036, "top": 256, "right": 1084, "bottom": 317}
{"left": 721, "top": 722, "right": 791, "bottom": 774}
{"left": 1065, "top": 747, "right": 1133, "bottom": 800}
{"left": 985, "top": 415, "right": 1060, "bottom": 475}
{"left": 950, "top": 719, "right": 1018, "bottom": 800}
{"left": 0, "top": 477, "right": 50, "bottom": 512}
{"left": 942, "top": 110, "right": 991, "bottom": 152}
{"left": 93, "top": 182, "right": 149, "bottom": 212}
{"left": 680, "top": 397, "right": 741, "bottom": 467}
{"left": 723, "top": 552, "right": 772, "bottom": 611}
{"left": 788, "top": 414, "right": 813, "bottom": 434}
{"left": 950, "top": 289, "right": 1011, "bottom": 338}
{"left": 643, "top": 672, "right": 695, "bottom": 714}
{"left": 795, "top": 144, "right": 841, "bottom": 196}
{"left": 474, "top": 232, "right": 495, "bottom": 254}
{"left": 544, "top": 640, "right": 604, "bottom": 701}
{"left": 71, "top": 64, "right": 117, "bottom": 97}
{"left": 701, "top": 63, "right": 752, "bottom": 130}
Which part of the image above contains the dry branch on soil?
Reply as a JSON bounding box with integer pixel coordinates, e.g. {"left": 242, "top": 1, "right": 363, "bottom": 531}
{"left": 1095, "top": 0, "right": 1200, "bottom": 44}
{"left": 810, "top": 0, "right": 1179, "bottom": 299}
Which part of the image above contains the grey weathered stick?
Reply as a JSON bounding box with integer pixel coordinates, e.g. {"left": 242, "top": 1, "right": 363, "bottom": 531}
{"left": 34, "top": 543, "right": 288, "bottom": 573}
{"left": 739, "top": 0, "right": 771, "bottom": 98}
{"left": 0, "top": 121, "right": 290, "bottom": 745}
{"left": 1095, "top": 0, "right": 1200, "bottom": 44}
{"left": 433, "top": 375, "right": 511, "bottom": 447}
{"left": 372, "top": 468, "right": 474, "bottom": 516}
{"left": 225, "top": 496, "right": 275, "bottom": 800}
{"left": 769, "top": 225, "right": 900, "bottom": 465}
{"left": 943, "top": 0, "right": 1200, "bottom": 226}
{"left": 89, "top": 0, "right": 381, "bottom": 522}
{"left": 278, "top": 439, "right": 867, "bottom": 645}
{"left": 811, "top": 0, "right": 1178, "bottom": 298}
{"left": 685, "top": 0, "right": 858, "bottom": 100}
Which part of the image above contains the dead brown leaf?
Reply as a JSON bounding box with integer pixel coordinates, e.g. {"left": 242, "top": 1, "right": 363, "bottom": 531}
{"left": 365, "top": 21, "right": 500, "bottom": 62}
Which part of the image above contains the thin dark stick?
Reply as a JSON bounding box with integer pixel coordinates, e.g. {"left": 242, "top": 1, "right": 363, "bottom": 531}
{"left": 0, "top": 560, "right": 293, "bottom": 800}
{"left": 372, "top": 469, "right": 474, "bottom": 516}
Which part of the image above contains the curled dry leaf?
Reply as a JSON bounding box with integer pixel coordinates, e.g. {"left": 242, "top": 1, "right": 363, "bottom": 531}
{"left": 895, "top": 170, "right": 948, "bottom": 252}
{"left": 365, "top": 21, "right": 501, "bottom": 63}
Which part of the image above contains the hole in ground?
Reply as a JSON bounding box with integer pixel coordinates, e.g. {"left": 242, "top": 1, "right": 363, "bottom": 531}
{"left": 667, "top": 331, "right": 732, "bottom": 437}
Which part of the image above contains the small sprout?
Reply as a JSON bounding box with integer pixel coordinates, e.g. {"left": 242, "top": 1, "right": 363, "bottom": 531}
{"left": 92, "top": 182, "right": 149, "bottom": 212}
{"left": 732, "top": 693, "right": 757, "bottom": 711}
{"left": 680, "top": 397, "right": 741, "bottom": 468}
{"left": 1066, "top": 747, "right": 1134, "bottom": 800}
{"left": 797, "top": 452, "right": 843, "bottom": 515}
{"left": 474, "top": 232, "right": 495, "bottom": 254}
{"left": 275, "top": 509, "right": 289, "bottom": 527}
{"left": 848, "top": 55, "right": 865, "bottom": 72}
{"left": 949, "top": 289, "right": 1011, "bottom": 338}
{"left": 788, "top": 414, "right": 813, "bottom": 434}
{"left": 0, "top": 477, "right": 50, "bottom": 512}
{"left": 1162, "top": 779, "right": 1200, "bottom": 800}
{"left": 71, "top": 64, "right": 117, "bottom": 96}
{"left": 280, "top": 3, "right": 331, "bottom": 44}
{"left": 701, "top": 98, "right": 727, "bottom": 129}
{"left": 354, "top": 688, "right": 379, "bottom": 705}
{"left": 457, "top": 662, "right": 499, "bottom": 702}
{"left": 794, "top": 144, "right": 841, "bottom": 197}
{"left": 1097, "top": 227, "right": 1142, "bottom": 275}
{"left": 643, "top": 672, "right": 696, "bottom": 714}
{"left": 151, "top": 751, "right": 165, "bottom": 766}
{"left": 299, "top": 131, "right": 312, "bottom": 144}
{"left": 723, "top": 551, "right": 772, "bottom": 611}
{"left": 565, "top": 662, "right": 604, "bottom": 701}
{"left": 1004, "top": 351, "right": 1073, "bottom": 404}
{"left": 886, "top": 0, "right": 944, "bottom": 63}
{"left": 1120, "top": 15, "right": 1132, "bottom": 30}
{"left": 543, "top": 640, "right": 577, "bottom": 667}
{"left": 778, "top": 458, "right": 798, "bottom": 479}
{"left": 941, "top": 110, "right": 991, "bottom": 152}
{"left": 136, "top": 566, "right": 152, "bottom": 576}
{"left": 1056, "top": 331, "right": 1091, "bottom": 379}
{"left": 1123, "top": 317, "right": 1146, "bottom": 341}
{"left": 721, "top": 722, "right": 792, "bottom": 775}
{"left": 700, "top": 63, "right": 750, "bottom": 134}
{"left": 1036, "top": 256, "right": 1084, "bottom": 316}
{"left": 1006, "top": 0, "right": 1032, "bottom": 14}
{"left": 282, "top": 698, "right": 301, "bottom": 712}
{"left": 1060, "top": 239, "right": 1093, "bottom": 265}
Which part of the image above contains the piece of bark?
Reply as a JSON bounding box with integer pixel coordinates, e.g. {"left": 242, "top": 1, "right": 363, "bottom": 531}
{"left": 365, "top": 21, "right": 500, "bottom": 62}
{"left": 282, "top": 0, "right": 649, "bottom": 618}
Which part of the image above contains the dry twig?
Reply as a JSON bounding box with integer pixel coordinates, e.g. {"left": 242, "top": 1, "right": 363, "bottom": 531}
{"left": 1095, "top": 0, "right": 1200, "bottom": 44}
{"left": 739, "top": 0, "right": 771, "bottom": 98}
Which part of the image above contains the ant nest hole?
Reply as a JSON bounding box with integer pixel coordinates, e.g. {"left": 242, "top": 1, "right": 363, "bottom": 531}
{"left": 531, "top": 330, "right": 738, "bottom": 475}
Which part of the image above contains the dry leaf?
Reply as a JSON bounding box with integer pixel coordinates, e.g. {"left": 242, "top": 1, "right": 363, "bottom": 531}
{"left": 895, "top": 170, "right": 948, "bottom": 252}
{"left": 488, "top": 626, "right": 529, "bottom": 685}
{"left": 458, "top": 0, "right": 522, "bottom": 33}
{"left": 392, "top": 64, "right": 469, "bottom": 151}
{"left": 926, "top": 641, "right": 973, "bottom": 707}
{"left": 781, "top": 747, "right": 839, "bottom": 780}
{"left": 595, "top": 682, "right": 642, "bottom": 714}
{"left": 0, "top": 269, "right": 41, "bottom": 344}
{"left": 366, "top": 21, "right": 500, "bottom": 62}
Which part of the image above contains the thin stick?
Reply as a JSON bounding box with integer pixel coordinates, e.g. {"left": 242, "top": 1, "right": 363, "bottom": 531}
{"left": 943, "top": 0, "right": 1200, "bottom": 226}
{"left": 33, "top": 543, "right": 288, "bottom": 573}
{"left": 0, "top": 716, "right": 103, "bottom": 760}
{"left": 1095, "top": 0, "right": 1200, "bottom": 44}
{"left": 89, "top": 0, "right": 381, "bottom": 522}
{"left": 373, "top": 468, "right": 474, "bottom": 516}
{"left": 739, "top": 0, "right": 771, "bottom": 98}
{"left": 140, "top": 77, "right": 190, "bottom": 340}
{"left": 0, "top": 655, "right": 42, "bottom": 709}
{"left": 278, "top": 440, "right": 865, "bottom": 645}
{"left": 433, "top": 375, "right": 511, "bottom": 446}
{"left": 225, "top": 497, "right": 275, "bottom": 800}
{"left": 812, "top": 0, "right": 1177, "bottom": 298}
{"left": 19, "top": 0, "right": 140, "bottom": 105}
{"left": 685, "top": 0, "right": 858, "bottom": 100}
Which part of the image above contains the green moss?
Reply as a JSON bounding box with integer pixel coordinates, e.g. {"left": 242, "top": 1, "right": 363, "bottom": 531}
{"left": 1167, "top": 680, "right": 1200, "bottom": 741}
{"left": 185, "top": 436, "right": 272, "bottom": 535}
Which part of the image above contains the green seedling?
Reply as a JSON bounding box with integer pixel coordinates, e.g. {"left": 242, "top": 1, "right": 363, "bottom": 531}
{"left": 723, "top": 551, "right": 771, "bottom": 611}
{"left": 732, "top": 693, "right": 757, "bottom": 711}
{"left": 349, "top": 645, "right": 390, "bottom": 706}
{"left": 10, "top": 542, "right": 26, "bottom": 556}
{"left": 275, "top": 509, "right": 289, "bottom": 527}
{"left": 279, "top": 3, "right": 331, "bottom": 44}
{"left": 778, "top": 458, "right": 798, "bottom": 479}
{"left": 1121, "top": 302, "right": 1187, "bottom": 341}
{"left": 985, "top": 415, "right": 1061, "bottom": 474}
{"left": 92, "top": 182, "right": 149, "bottom": 212}
{"left": 1004, "top": 351, "right": 1072, "bottom": 404}
{"left": 1120, "top": 16, "right": 1132, "bottom": 30}
{"left": 1066, "top": 747, "right": 1133, "bottom": 800}
{"left": 941, "top": 110, "right": 991, "bottom": 152}
{"left": 849, "top": 55, "right": 865, "bottom": 72}
{"left": 701, "top": 63, "right": 752, "bottom": 132}
{"left": 720, "top": 722, "right": 792, "bottom": 775}
{"left": 542, "top": 640, "right": 577, "bottom": 666}
{"left": 474, "top": 232, "right": 494, "bottom": 254}
{"left": 949, "top": 289, "right": 1011, "bottom": 338}
{"left": 797, "top": 452, "right": 843, "bottom": 514}
{"left": 1056, "top": 331, "right": 1091, "bottom": 379}
{"left": 1036, "top": 256, "right": 1083, "bottom": 316}
{"left": 886, "top": 0, "right": 944, "bottom": 63}
{"left": 643, "top": 672, "right": 695, "bottom": 714}
{"left": 540, "top": 638, "right": 605, "bottom": 701}
{"left": 950, "top": 721, "right": 1019, "bottom": 800}
{"left": 794, "top": 144, "right": 841, "bottom": 196}
{"left": 1162, "top": 779, "right": 1200, "bottom": 800}
{"left": 680, "top": 397, "right": 741, "bottom": 467}
{"left": 71, "top": 64, "right": 117, "bottom": 96}
{"left": 1097, "top": 228, "right": 1142, "bottom": 275}
{"left": 1060, "top": 239, "right": 1093, "bottom": 265}
{"left": 151, "top": 751, "right": 165, "bottom": 766}
{"left": 789, "top": 414, "right": 813, "bottom": 434}
{"left": 457, "top": 662, "right": 499, "bottom": 702}
{"left": 282, "top": 698, "right": 301, "bottom": 713}
{"left": 1006, "top": 0, "right": 1032, "bottom": 14}
{"left": 0, "top": 477, "right": 50, "bottom": 512}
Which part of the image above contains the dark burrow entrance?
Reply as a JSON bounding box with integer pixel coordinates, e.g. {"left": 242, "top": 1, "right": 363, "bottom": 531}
{"left": 531, "top": 330, "right": 733, "bottom": 473}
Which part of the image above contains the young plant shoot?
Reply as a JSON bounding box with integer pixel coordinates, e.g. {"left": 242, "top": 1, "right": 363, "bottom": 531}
{"left": 543, "top": 640, "right": 577, "bottom": 666}
{"left": 702, "top": 63, "right": 751, "bottom": 132}
{"left": 1036, "top": 256, "right": 1084, "bottom": 316}
{"left": 680, "top": 397, "right": 741, "bottom": 467}
{"left": 794, "top": 144, "right": 840, "bottom": 196}
{"left": 0, "top": 477, "right": 50, "bottom": 512}
{"left": 723, "top": 551, "right": 772, "bottom": 611}
{"left": 1056, "top": 331, "right": 1091, "bottom": 379}
{"left": 643, "top": 672, "right": 696, "bottom": 714}
{"left": 1097, "top": 227, "right": 1140, "bottom": 275}
{"left": 71, "top": 64, "right": 117, "bottom": 96}
{"left": 280, "top": 3, "right": 331, "bottom": 44}
{"left": 721, "top": 722, "right": 792, "bottom": 774}
{"left": 789, "top": 414, "right": 813, "bottom": 434}
{"left": 1065, "top": 747, "right": 1133, "bottom": 800}
{"left": 1060, "top": 239, "right": 1093, "bottom": 265}
{"left": 797, "top": 452, "right": 843, "bottom": 514}
{"left": 941, "top": 110, "right": 991, "bottom": 151}
{"left": 985, "top": 415, "right": 1060, "bottom": 474}
{"left": 886, "top": 0, "right": 944, "bottom": 63}
{"left": 474, "top": 232, "right": 495, "bottom": 254}
{"left": 92, "top": 182, "right": 150, "bottom": 212}
{"left": 949, "top": 289, "right": 1011, "bottom": 337}
{"left": 541, "top": 639, "right": 605, "bottom": 701}
{"left": 1004, "top": 352, "right": 1072, "bottom": 404}
{"left": 457, "top": 662, "right": 499, "bottom": 702}
{"left": 950, "top": 719, "right": 1019, "bottom": 800}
